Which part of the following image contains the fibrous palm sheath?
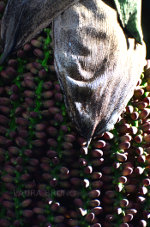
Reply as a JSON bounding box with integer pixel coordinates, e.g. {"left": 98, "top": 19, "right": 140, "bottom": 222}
{"left": 0, "top": 0, "right": 146, "bottom": 145}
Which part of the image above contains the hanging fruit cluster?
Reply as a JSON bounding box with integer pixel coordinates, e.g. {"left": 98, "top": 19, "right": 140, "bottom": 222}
{"left": 0, "top": 1, "right": 150, "bottom": 226}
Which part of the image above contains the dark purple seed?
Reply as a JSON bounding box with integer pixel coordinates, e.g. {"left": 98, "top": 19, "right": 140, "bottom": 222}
{"left": 35, "top": 123, "right": 46, "bottom": 131}
{"left": 6, "top": 67, "right": 17, "bottom": 77}
{"left": 53, "top": 216, "right": 64, "bottom": 223}
{"left": 8, "top": 146, "right": 19, "bottom": 155}
{"left": 103, "top": 131, "right": 114, "bottom": 140}
{"left": 17, "top": 49, "right": 25, "bottom": 58}
{"left": 91, "top": 172, "right": 102, "bottom": 180}
{"left": 120, "top": 199, "right": 129, "bottom": 207}
{"left": 42, "top": 173, "right": 52, "bottom": 181}
{"left": 35, "top": 132, "right": 46, "bottom": 139}
{"left": 22, "top": 210, "right": 33, "bottom": 217}
{"left": 119, "top": 123, "right": 130, "bottom": 133}
{"left": 50, "top": 178, "right": 58, "bottom": 187}
{"left": 37, "top": 215, "right": 46, "bottom": 222}
{"left": 126, "top": 105, "right": 134, "bottom": 114}
{"left": 43, "top": 81, "right": 53, "bottom": 90}
{"left": 92, "top": 207, "right": 103, "bottom": 215}
{"left": 89, "top": 199, "right": 100, "bottom": 207}
{"left": 119, "top": 176, "right": 127, "bottom": 184}
{"left": 32, "top": 139, "right": 44, "bottom": 147}
{"left": 23, "top": 72, "right": 34, "bottom": 79}
{"left": 29, "top": 158, "right": 39, "bottom": 166}
{"left": 91, "top": 224, "right": 101, "bottom": 227}
{"left": 140, "top": 109, "right": 150, "bottom": 119}
{"left": 142, "top": 122, "right": 150, "bottom": 132}
{"left": 134, "top": 135, "right": 143, "bottom": 143}
{"left": 137, "top": 101, "right": 148, "bottom": 110}
{"left": 126, "top": 209, "right": 137, "bottom": 215}
{"left": 47, "top": 138, "right": 57, "bottom": 147}
{"left": 24, "top": 79, "right": 36, "bottom": 89}
{"left": 88, "top": 190, "right": 101, "bottom": 198}
{"left": 129, "top": 126, "right": 138, "bottom": 135}
{"left": 139, "top": 186, "right": 148, "bottom": 195}
{"left": 10, "top": 94, "right": 19, "bottom": 101}
{"left": 43, "top": 91, "right": 53, "bottom": 99}
{"left": 144, "top": 134, "right": 150, "bottom": 143}
{"left": 4, "top": 165, "right": 14, "bottom": 174}
{"left": 74, "top": 198, "right": 83, "bottom": 207}
{"left": 91, "top": 180, "right": 103, "bottom": 188}
{"left": 24, "top": 90, "right": 35, "bottom": 98}
{"left": 137, "top": 196, "right": 146, "bottom": 203}
{"left": 1, "top": 175, "right": 13, "bottom": 183}
{"left": 64, "top": 134, "right": 76, "bottom": 142}
{"left": 24, "top": 149, "right": 32, "bottom": 156}
{"left": 91, "top": 158, "right": 104, "bottom": 166}
{"left": 131, "top": 112, "right": 139, "bottom": 120}
{"left": 134, "top": 166, "right": 145, "bottom": 175}
{"left": 16, "top": 117, "right": 29, "bottom": 126}
{"left": 0, "top": 126, "right": 7, "bottom": 135}
{"left": 33, "top": 48, "right": 44, "bottom": 58}
{"left": 125, "top": 185, "right": 136, "bottom": 193}
{"left": 47, "top": 127, "right": 58, "bottom": 137}
{"left": 31, "top": 39, "right": 42, "bottom": 48}
{"left": 134, "top": 88, "right": 144, "bottom": 97}
{"left": 43, "top": 100, "right": 54, "bottom": 108}
{"left": 91, "top": 149, "right": 103, "bottom": 158}
{"left": 8, "top": 59, "right": 18, "bottom": 67}
{"left": 60, "top": 166, "right": 69, "bottom": 175}
{"left": 62, "top": 142, "right": 72, "bottom": 150}
{"left": 93, "top": 140, "right": 106, "bottom": 149}
{"left": 143, "top": 178, "right": 150, "bottom": 186}
{"left": 137, "top": 155, "right": 146, "bottom": 163}
{"left": 139, "top": 220, "right": 147, "bottom": 227}
{"left": 0, "top": 136, "right": 8, "bottom": 145}
{"left": 23, "top": 43, "right": 32, "bottom": 51}
{"left": 116, "top": 153, "right": 127, "bottom": 162}
{"left": 21, "top": 173, "right": 31, "bottom": 181}
{"left": 136, "top": 147, "right": 144, "bottom": 155}
{"left": 38, "top": 69, "right": 47, "bottom": 79}
{"left": 85, "top": 212, "right": 95, "bottom": 223}
{"left": 33, "top": 207, "right": 44, "bottom": 214}
{"left": 21, "top": 199, "right": 32, "bottom": 208}
{"left": 0, "top": 219, "right": 10, "bottom": 227}
{"left": 84, "top": 165, "right": 93, "bottom": 174}
{"left": 105, "top": 191, "right": 115, "bottom": 199}
{"left": 11, "top": 84, "right": 19, "bottom": 93}
{"left": 3, "top": 200, "right": 14, "bottom": 208}
{"left": 0, "top": 97, "right": 10, "bottom": 105}
{"left": 144, "top": 97, "right": 150, "bottom": 105}
{"left": 67, "top": 219, "right": 78, "bottom": 226}
{"left": 122, "top": 167, "right": 133, "bottom": 176}
{"left": 120, "top": 224, "right": 129, "bottom": 227}
{"left": 54, "top": 83, "right": 61, "bottom": 91}
{"left": 18, "top": 129, "right": 28, "bottom": 138}
{"left": 102, "top": 166, "right": 112, "bottom": 174}
{"left": 0, "top": 114, "right": 9, "bottom": 125}
{"left": 0, "top": 106, "right": 10, "bottom": 115}
{"left": 50, "top": 202, "right": 60, "bottom": 211}
{"left": 54, "top": 113, "right": 63, "bottom": 122}
{"left": 54, "top": 92, "right": 63, "bottom": 101}
{"left": 15, "top": 137, "right": 27, "bottom": 147}
{"left": 123, "top": 214, "right": 133, "bottom": 222}
{"left": 119, "top": 142, "right": 130, "bottom": 150}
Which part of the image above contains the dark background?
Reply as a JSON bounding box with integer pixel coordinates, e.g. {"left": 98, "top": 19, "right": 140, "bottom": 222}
{"left": 142, "top": 0, "right": 150, "bottom": 58}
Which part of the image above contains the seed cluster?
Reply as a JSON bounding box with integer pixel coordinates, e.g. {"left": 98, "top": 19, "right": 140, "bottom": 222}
{"left": 0, "top": 1, "right": 150, "bottom": 226}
